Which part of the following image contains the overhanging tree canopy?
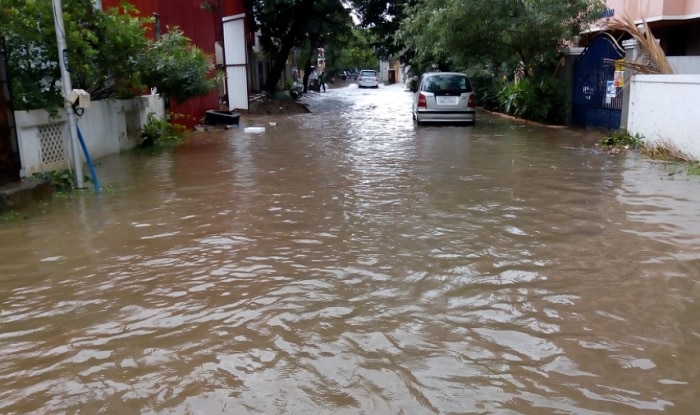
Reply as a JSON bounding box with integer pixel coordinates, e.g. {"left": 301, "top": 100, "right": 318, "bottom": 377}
{"left": 0, "top": 0, "right": 216, "bottom": 111}
{"left": 250, "top": 0, "right": 353, "bottom": 94}
{"left": 397, "top": 0, "right": 606, "bottom": 76}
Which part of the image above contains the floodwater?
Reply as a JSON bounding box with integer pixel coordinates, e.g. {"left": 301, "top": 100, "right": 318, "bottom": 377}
{"left": 1, "top": 82, "right": 699, "bottom": 414}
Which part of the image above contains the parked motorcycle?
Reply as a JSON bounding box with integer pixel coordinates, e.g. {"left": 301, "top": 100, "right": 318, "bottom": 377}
{"left": 307, "top": 78, "right": 321, "bottom": 93}
{"left": 290, "top": 78, "right": 304, "bottom": 100}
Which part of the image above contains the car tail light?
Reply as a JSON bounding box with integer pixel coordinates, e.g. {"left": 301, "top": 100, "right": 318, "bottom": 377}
{"left": 467, "top": 94, "right": 476, "bottom": 108}
{"left": 417, "top": 93, "right": 427, "bottom": 108}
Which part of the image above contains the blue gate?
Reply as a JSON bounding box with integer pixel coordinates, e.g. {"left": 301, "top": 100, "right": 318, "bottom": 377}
{"left": 573, "top": 34, "right": 624, "bottom": 130}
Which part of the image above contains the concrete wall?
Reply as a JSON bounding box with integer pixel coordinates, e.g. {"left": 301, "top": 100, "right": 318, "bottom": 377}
{"left": 14, "top": 94, "right": 164, "bottom": 177}
{"left": 604, "top": 0, "right": 700, "bottom": 21}
{"left": 627, "top": 74, "right": 700, "bottom": 160}
{"left": 669, "top": 56, "right": 700, "bottom": 74}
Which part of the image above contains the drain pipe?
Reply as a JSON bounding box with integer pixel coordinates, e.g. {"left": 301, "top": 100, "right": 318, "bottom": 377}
{"left": 76, "top": 125, "right": 101, "bottom": 193}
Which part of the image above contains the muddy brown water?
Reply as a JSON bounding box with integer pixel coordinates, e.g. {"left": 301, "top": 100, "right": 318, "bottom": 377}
{"left": 1, "top": 83, "right": 699, "bottom": 414}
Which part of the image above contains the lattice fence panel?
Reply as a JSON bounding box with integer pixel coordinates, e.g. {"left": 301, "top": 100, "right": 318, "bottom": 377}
{"left": 39, "top": 122, "right": 67, "bottom": 166}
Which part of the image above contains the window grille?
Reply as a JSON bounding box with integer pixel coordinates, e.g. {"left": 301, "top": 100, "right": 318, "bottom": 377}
{"left": 39, "top": 122, "right": 67, "bottom": 166}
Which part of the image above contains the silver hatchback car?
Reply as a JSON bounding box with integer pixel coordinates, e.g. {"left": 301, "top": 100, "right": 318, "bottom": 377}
{"left": 357, "top": 69, "right": 379, "bottom": 88}
{"left": 412, "top": 72, "right": 476, "bottom": 125}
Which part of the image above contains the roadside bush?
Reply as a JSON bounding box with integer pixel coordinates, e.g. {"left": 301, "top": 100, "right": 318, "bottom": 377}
{"left": 497, "top": 78, "right": 567, "bottom": 124}
{"left": 139, "top": 112, "right": 186, "bottom": 148}
{"left": 600, "top": 129, "right": 645, "bottom": 149}
{"left": 141, "top": 29, "right": 219, "bottom": 104}
{"left": 466, "top": 71, "right": 500, "bottom": 110}
{"left": 32, "top": 169, "right": 91, "bottom": 193}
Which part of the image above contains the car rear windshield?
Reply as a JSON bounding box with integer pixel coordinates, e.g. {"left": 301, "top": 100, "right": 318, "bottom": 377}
{"left": 360, "top": 71, "right": 376, "bottom": 76}
{"left": 421, "top": 74, "right": 472, "bottom": 93}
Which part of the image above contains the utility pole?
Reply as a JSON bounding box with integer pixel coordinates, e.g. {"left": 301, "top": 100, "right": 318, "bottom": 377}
{"left": 51, "top": 0, "right": 84, "bottom": 189}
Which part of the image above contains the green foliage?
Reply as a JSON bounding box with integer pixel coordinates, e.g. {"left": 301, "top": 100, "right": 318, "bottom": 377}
{"left": 0, "top": 0, "right": 151, "bottom": 112}
{"left": 350, "top": 0, "right": 414, "bottom": 60}
{"left": 68, "top": 2, "right": 151, "bottom": 100}
{"left": 406, "top": 77, "right": 418, "bottom": 92}
{"left": 462, "top": 65, "right": 503, "bottom": 110}
{"left": 251, "top": 0, "right": 352, "bottom": 94}
{"left": 1, "top": 1, "right": 215, "bottom": 111}
{"left": 496, "top": 78, "right": 567, "bottom": 124}
{"left": 141, "top": 28, "right": 219, "bottom": 103}
{"left": 140, "top": 112, "right": 186, "bottom": 148}
{"left": 397, "top": 0, "right": 605, "bottom": 78}
{"left": 32, "top": 169, "right": 91, "bottom": 193}
{"left": 688, "top": 163, "right": 700, "bottom": 176}
{"left": 328, "top": 27, "right": 380, "bottom": 74}
{"left": 600, "top": 129, "right": 645, "bottom": 149}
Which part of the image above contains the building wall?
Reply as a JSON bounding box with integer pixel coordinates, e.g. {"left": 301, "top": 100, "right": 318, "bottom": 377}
{"left": 598, "top": 0, "right": 700, "bottom": 56}
{"left": 669, "top": 56, "right": 700, "bottom": 73}
{"left": 627, "top": 74, "right": 700, "bottom": 160}
{"left": 14, "top": 95, "right": 164, "bottom": 177}
{"left": 605, "top": 0, "right": 700, "bottom": 21}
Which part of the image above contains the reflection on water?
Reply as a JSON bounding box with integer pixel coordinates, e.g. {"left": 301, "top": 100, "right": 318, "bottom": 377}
{"left": 1, "top": 83, "right": 699, "bottom": 414}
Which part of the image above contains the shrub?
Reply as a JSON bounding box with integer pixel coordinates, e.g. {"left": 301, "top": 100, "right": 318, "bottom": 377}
{"left": 32, "top": 169, "right": 91, "bottom": 193}
{"left": 1, "top": 2, "right": 216, "bottom": 112}
{"left": 497, "top": 78, "right": 567, "bottom": 124}
{"left": 140, "top": 112, "right": 186, "bottom": 148}
{"left": 141, "top": 28, "right": 219, "bottom": 104}
{"left": 600, "top": 129, "right": 645, "bottom": 149}
{"left": 466, "top": 70, "right": 501, "bottom": 110}
{"left": 688, "top": 163, "right": 700, "bottom": 175}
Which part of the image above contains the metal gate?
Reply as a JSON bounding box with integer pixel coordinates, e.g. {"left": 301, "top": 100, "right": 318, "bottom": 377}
{"left": 573, "top": 34, "right": 624, "bottom": 130}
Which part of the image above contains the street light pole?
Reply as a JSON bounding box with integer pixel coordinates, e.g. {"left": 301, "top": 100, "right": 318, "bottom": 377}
{"left": 51, "top": 0, "right": 84, "bottom": 189}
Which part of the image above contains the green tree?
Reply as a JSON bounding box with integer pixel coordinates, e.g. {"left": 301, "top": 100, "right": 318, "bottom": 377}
{"left": 397, "top": 0, "right": 605, "bottom": 77}
{"left": 64, "top": 2, "right": 151, "bottom": 100}
{"left": 141, "top": 28, "right": 218, "bottom": 104}
{"left": 350, "top": 0, "right": 416, "bottom": 61}
{"left": 0, "top": 0, "right": 216, "bottom": 111}
{"left": 0, "top": 0, "right": 150, "bottom": 110}
{"left": 329, "top": 27, "right": 380, "bottom": 73}
{"left": 250, "top": 0, "right": 353, "bottom": 95}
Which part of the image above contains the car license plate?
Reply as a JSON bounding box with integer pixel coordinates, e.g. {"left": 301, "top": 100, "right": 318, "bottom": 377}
{"left": 437, "top": 96, "right": 458, "bottom": 105}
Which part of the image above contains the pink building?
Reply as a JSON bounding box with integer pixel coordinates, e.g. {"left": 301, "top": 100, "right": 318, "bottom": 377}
{"left": 596, "top": 0, "right": 700, "bottom": 55}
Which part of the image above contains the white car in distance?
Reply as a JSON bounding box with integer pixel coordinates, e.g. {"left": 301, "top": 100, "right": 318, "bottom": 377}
{"left": 357, "top": 69, "right": 379, "bottom": 88}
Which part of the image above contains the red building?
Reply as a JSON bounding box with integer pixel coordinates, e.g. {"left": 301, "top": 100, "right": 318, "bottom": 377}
{"left": 102, "top": 0, "right": 251, "bottom": 128}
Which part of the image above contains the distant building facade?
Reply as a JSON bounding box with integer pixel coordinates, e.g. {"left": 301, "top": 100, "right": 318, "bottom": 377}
{"left": 593, "top": 0, "right": 700, "bottom": 56}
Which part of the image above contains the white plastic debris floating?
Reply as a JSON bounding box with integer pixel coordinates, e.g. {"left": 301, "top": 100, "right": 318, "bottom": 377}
{"left": 244, "top": 127, "right": 266, "bottom": 133}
